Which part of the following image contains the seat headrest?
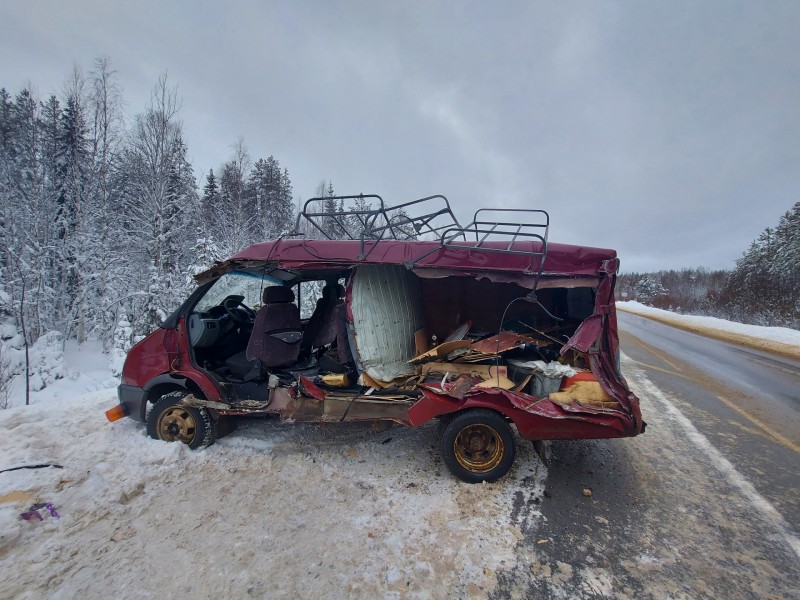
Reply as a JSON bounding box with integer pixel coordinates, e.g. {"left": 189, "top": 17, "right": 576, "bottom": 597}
{"left": 263, "top": 286, "right": 295, "bottom": 304}
{"left": 322, "top": 283, "right": 345, "bottom": 301}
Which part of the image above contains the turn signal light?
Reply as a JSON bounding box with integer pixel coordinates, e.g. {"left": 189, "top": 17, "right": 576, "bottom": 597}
{"left": 105, "top": 405, "right": 127, "bottom": 422}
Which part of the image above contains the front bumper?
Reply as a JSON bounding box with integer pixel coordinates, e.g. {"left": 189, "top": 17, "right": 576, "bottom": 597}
{"left": 118, "top": 384, "right": 148, "bottom": 422}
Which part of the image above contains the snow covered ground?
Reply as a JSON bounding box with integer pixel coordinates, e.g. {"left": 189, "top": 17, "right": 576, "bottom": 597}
{"left": 0, "top": 343, "right": 545, "bottom": 599}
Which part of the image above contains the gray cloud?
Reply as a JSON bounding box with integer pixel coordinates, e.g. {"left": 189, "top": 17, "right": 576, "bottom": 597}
{"left": 2, "top": 1, "right": 798, "bottom": 271}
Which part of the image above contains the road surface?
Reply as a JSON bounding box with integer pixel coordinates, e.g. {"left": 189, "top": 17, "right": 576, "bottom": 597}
{"left": 491, "top": 312, "right": 800, "bottom": 599}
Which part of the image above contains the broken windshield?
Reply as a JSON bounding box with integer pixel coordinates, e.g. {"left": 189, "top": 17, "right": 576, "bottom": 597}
{"left": 194, "top": 271, "right": 282, "bottom": 313}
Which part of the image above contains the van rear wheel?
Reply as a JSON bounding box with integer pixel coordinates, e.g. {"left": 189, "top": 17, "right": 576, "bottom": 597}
{"left": 440, "top": 409, "right": 515, "bottom": 483}
{"left": 147, "top": 392, "right": 214, "bottom": 449}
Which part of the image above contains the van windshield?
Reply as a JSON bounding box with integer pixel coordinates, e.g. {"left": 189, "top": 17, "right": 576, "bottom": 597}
{"left": 194, "top": 271, "right": 282, "bottom": 313}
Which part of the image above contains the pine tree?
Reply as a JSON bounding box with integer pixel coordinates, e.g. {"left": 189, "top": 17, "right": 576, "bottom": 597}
{"left": 632, "top": 275, "right": 669, "bottom": 306}
{"left": 318, "top": 180, "right": 346, "bottom": 239}
{"left": 0, "top": 88, "right": 15, "bottom": 279}
{"left": 280, "top": 167, "right": 294, "bottom": 234}
{"left": 57, "top": 71, "right": 91, "bottom": 342}
{"left": 202, "top": 168, "right": 219, "bottom": 203}
{"left": 246, "top": 156, "right": 294, "bottom": 239}
{"left": 200, "top": 168, "right": 220, "bottom": 238}
{"left": 7, "top": 88, "right": 43, "bottom": 345}
{"left": 212, "top": 138, "right": 252, "bottom": 256}
{"left": 720, "top": 202, "right": 800, "bottom": 327}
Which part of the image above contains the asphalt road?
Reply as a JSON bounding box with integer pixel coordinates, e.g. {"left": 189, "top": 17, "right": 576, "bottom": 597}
{"left": 492, "top": 312, "right": 800, "bottom": 600}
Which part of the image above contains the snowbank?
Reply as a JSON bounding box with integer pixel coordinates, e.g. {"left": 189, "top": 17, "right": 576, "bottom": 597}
{"left": 0, "top": 346, "right": 546, "bottom": 598}
{"left": 618, "top": 301, "right": 800, "bottom": 361}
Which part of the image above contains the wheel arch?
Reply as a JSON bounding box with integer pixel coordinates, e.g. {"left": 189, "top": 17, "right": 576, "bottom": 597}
{"left": 437, "top": 405, "right": 514, "bottom": 427}
{"left": 143, "top": 374, "right": 205, "bottom": 408}
{"left": 409, "top": 389, "right": 519, "bottom": 428}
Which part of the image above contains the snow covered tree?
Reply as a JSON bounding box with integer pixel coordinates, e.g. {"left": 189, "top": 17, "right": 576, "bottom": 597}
{"left": 56, "top": 69, "right": 92, "bottom": 342}
{"left": 0, "top": 88, "right": 19, "bottom": 283}
{"left": 246, "top": 156, "right": 294, "bottom": 240}
{"left": 213, "top": 138, "right": 252, "bottom": 257}
{"left": 0, "top": 60, "right": 305, "bottom": 364}
{"left": 187, "top": 231, "right": 222, "bottom": 279}
{"left": 772, "top": 202, "right": 800, "bottom": 295}
{"left": 0, "top": 281, "right": 24, "bottom": 407}
{"left": 281, "top": 168, "right": 294, "bottom": 230}
{"left": 200, "top": 167, "right": 220, "bottom": 242}
{"left": 110, "top": 314, "right": 133, "bottom": 377}
{"left": 87, "top": 57, "right": 125, "bottom": 351}
{"left": 203, "top": 168, "right": 219, "bottom": 201}
{"left": 3, "top": 88, "right": 47, "bottom": 346}
{"left": 314, "top": 180, "right": 347, "bottom": 239}
{"left": 721, "top": 202, "right": 800, "bottom": 327}
{"left": 632, "top": 275, "right": 669, "bottom": 306}
{"left": 116, "top": 74, "right": 198, "bottom": 335}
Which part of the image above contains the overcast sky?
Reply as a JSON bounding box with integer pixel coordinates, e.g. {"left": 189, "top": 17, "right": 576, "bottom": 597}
{"left": 2, "top": 1, "right": 798, "bottom": 272}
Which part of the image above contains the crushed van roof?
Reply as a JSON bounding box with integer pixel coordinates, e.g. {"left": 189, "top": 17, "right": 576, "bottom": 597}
{"left": 218, "top": 238, "right": 617, "bottom": 278}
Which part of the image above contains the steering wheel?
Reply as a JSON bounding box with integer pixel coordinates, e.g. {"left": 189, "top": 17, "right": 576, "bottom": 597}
{"left": 222, "top": 296, "right": 256, "bottom": 325}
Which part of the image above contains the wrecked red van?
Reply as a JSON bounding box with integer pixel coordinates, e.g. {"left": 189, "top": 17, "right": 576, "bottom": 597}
{"left": 106, "top": 195, "right": 644, "bottom": 482}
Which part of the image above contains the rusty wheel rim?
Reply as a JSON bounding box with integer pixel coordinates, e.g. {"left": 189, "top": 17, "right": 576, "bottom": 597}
{"left": 156, "top": 406, "right": 197, "bottom": 444}
{"left": 453, "top": 424, "right": 504, "bottom": 474}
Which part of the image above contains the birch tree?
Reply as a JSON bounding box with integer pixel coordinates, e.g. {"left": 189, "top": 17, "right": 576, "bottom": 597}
{"left": 88, "top": 57, "right": 124, "bottom": 350}
{"left": 117, "top": 73, "right": 197, "bottom": 333}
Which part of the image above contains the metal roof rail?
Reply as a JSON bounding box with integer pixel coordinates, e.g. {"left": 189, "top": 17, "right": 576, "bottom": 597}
{"left": 408, "top": 208, "right": 550, "bottom": 281}
{"left": 296, "top": 194, "right": 463, "bottom": 258}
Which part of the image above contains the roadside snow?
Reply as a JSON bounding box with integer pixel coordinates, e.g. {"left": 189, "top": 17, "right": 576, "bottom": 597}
{"left": 618, "top": 301, "right": 800, "bottom": 360}
{"left": 5, "top": 340, "right": 118, "bottom": 410}
{"left": 0, "top": 345, "right": 546, "bottom": 599}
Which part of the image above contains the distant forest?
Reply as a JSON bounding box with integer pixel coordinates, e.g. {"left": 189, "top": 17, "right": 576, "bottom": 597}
{"left": 617, "top": 201, "right": 800, "bottom": 330}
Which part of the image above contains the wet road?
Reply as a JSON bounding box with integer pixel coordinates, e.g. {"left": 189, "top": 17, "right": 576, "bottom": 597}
{"left": 618, "top": 311, "right": 800, "bottom": 445}
{"left": 493, "top": 312, "right": 800, "bottom": 599}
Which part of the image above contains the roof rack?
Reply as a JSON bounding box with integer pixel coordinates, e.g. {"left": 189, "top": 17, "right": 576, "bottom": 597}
{"left": 296, "top": 196, "right": 549, "bottom": 281}
{"left": 408, "top": 208, "right": 549, "bottom": 276}
{"left": 448, "top": 208, "right": 548, "bottom": 250}
{"left": 296, "top": 194, "right": 463, "bottom": 258}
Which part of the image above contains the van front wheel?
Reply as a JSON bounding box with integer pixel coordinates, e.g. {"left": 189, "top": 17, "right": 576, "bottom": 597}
{"left": 146, "top": 392, "right": 214, "bottom": 449}
{"left": 441, "top": 409, "right": 515, "bottom": 483}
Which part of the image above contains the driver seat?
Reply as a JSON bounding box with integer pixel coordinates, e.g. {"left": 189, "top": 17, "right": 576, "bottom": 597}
{"left": 245, "top": 286, "right": 302, "bottom": 368}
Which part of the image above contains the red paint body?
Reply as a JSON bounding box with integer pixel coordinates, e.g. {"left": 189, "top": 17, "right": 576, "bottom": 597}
{"left": 121, "top": 237, "right": 643, "bottom": 441}
{"left": 121, "top": 319, "right": 222, "bottom": 401}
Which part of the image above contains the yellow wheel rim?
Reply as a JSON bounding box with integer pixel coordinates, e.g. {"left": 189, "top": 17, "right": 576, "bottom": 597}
{"left": 453, "top": 424, "right": 504, "bottom": 474}
{"left": 156, "top": 406, "right": 197, "bottom": 444}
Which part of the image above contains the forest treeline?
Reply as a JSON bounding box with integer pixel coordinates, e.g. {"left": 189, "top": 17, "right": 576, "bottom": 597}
{"left": 1, "top": 58, "right": 797, "bottom": 400}
{"left": 617, "top": 201, "right": 800, "bottom": 330}
{"left": 0, "top": 58, "right": 348, "bottom": 397}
